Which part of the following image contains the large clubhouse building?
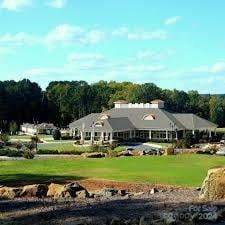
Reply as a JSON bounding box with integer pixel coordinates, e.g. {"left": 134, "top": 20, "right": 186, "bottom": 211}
{"left": 69, "top": 100, "right": 217, "bottom": 143}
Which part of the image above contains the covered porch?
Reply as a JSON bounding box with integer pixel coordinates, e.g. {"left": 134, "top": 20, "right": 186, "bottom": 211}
{"left": 71, "top": 128, "right": 184, "bottom": 144}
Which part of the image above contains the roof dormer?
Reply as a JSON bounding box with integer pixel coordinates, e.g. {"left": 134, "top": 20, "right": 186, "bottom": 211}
{"left": 99, "top": 114, "right": 111, "bottom": 120}
{"left": 143, "top": 114, "right": 156, "bottom": 120}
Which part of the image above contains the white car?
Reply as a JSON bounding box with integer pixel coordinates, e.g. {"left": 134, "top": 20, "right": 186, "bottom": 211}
{"left": 216, "top": 148, "right": 225, "bottom": 156}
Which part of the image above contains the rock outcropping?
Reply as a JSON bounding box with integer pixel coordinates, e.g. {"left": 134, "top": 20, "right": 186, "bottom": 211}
{"left": 200, "top": 166, "right": 225, "bottom": 200}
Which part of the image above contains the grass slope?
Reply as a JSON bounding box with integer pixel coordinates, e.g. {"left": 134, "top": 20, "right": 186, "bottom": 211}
{"left": 1, "top": 155, "right": 225, "bottom": 187}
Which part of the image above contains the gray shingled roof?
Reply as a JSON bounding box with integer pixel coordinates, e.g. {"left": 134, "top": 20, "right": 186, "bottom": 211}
{"left": 173, "top": 113, "right": 217, "bottom": 130}
{"left": 103, "top": 108, "right": 186, "bottom": 130}
{"left": 69, "top": 108, "right": 217, "bottom": 132}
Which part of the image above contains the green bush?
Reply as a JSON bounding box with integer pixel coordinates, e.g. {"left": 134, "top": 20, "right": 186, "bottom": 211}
{"left": 184, "top": 131, "right": 194, "bottom": 148}
{"left": 202, "top": 133, "right": 209, "bottom": 142}
{"left": 174, "top": 139, "right": 187, "bottom": 149}
{"left": 108, "top": 143, "right": 118, "bottom": 150}
{"left": 23, "top": 150, "right": 35, "bottom": 159}
{"left": 53, "top": 129, "right": 61, "bottom": 140}
{"left": 221, "top": 133, "right": 225, "bottom": 140}
{"left": 37, "top": 149, "right": 59, "bottom": 154}
{"left": 74, "top": 140, "right": 80, "bottom": 145}
{"left": 0, "top": 149, "right": 23, "bottom": 157}
{"left": 90, "top": 144, "right": 99, "bottom": 151}
{"left": 0, "top": 134, "right": 9, "bottom": 143}
{"left": 37, "top": 149, "right": 87, "bottom": 155}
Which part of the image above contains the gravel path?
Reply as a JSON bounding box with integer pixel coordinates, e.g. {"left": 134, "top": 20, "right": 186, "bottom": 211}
{"left": 2, "top": 189, "right": 225, "bottom": 225}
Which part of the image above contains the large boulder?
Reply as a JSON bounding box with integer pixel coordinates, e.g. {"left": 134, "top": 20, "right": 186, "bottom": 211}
{"left": 200, "top": 166, "right": 225, "bottom": 200}
{"left": 164, "top": 148, "right": 174, "bottom": 156}
{"left": 81, "top": 152, "right": 105, "bottom": 158}
{"left": 76, "top": 189, "right": 89, "bottom": 198}
{"left": 47, "top": 182, "right": 86, "bottom": 198}
{"left": 20, "top": 184, "right": 48, "bottom": 198}
{"left": 117, "top": 151, "right": 133, "bottom": 157}
{"left": 94, "top": 188, "right": 118, "bottom": 198}
{"left": 0, "top": 186, "right": 22, "bottom": 199}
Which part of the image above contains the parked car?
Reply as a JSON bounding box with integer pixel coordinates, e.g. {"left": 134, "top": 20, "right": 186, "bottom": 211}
{"left": 216, "top": 148, "right": 225, "bottom": 156}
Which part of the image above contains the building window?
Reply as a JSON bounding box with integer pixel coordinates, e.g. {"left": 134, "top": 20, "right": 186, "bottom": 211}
{"left": 143, "top": 114, "right": 156, "bottom": 120}
{"left": 99, "top": 114, "right": 111, "bottom": 120}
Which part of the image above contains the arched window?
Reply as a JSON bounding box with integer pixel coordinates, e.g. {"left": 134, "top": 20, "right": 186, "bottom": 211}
{"left": 94, "top": 121, "right": 104, "bottom": 127}
{"left": 143, "top": 114, "right": 156, "bottom": 120}
{"left": 99, "top": 114, "right": 111, "bottom": 120}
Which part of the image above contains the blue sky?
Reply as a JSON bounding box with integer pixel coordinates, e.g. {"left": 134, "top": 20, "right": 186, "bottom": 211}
{"left": 0, "top": 0, "right": 225, "bottom": 93}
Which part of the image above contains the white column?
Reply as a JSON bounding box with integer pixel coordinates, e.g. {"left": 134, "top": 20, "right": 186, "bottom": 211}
{"left": 80, "top": 131, "right": 84, "bottom": 144}
{"left": 209, "top": 130, "right": 212, "bottom": 138}
{"left": 149, "top": 130, "right": 152, "bottom": 140}
{"left": 110, "top": 132, "right": 113, "bottom": 144}
{"left": 166, "top": 130, "right": 168, "bottom": 140}
{"left": 175, "top": 131, "right": 178, "bottom": 140}
{"left": 100, "top": 132, "right": 104, "bottom": 142}
{"left": 192, "top": 130, "right": 195, "bottom": 135}
{"left": 90, "top": 131, "right": 94, "bottom": 144}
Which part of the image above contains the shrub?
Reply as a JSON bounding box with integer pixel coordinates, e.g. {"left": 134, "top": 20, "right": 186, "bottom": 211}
{"left": 0, "top": 134, "right": 9, "bottom": 143}
{"left": 184, "top": 131, "right": 194, "bottom": 148}
{"left": 108, "top": 143, "right": 118, "bottom": 150}
{"left": 74, "top": 140, "right": 80, "bottom": 145}
{"left": 61, "top": 135, "right": 73, "bottom": 140}
{"left": 174, "top": 139, "right": 187, "bottom": 149}
{"left": 53, "top": 129, "right": 61, "bottom": 140}
{"left": 90, "top": 144, "right": 99, "bottom": 151}
{"left": 23, "top": 150, "right": 35, "bottom": 159}
{"left": 15, "top": 142, "right": 23, "bottom": 150}
{"left": 9, "top": 121, "right": 18, "bottom": 135}
{"left": 0, "top": 149, "right": 23, "bottom": 157}
{"left": 202, "top": 133, "right": 209, "bottom": 142}
{"left": 221, "top": 134, "right": 225, "bottom": 140}
{"left": 107, "top": 150, "right": 118, "bottom": 158}
{"left": 37, "top": 149, "right": 88, "bottom": 155}
{"left": 25, "top": 141, "right": 35, "bottom": 151}
{"left": 37, "top": 149, "right": 59, "bottom": 154}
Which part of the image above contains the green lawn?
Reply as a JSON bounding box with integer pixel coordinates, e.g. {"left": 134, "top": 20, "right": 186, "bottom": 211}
{"left": 38, "top": 143, "right": 91, "bottom": 152}
{"left": 1, "top": 154, "right": 225, "bottom": 187}
{"left": 10, "top": 134, "right": 50, "bottom": 140}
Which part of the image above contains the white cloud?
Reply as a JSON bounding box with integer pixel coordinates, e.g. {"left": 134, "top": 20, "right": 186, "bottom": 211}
{"left": 85, "top": 30, "right": 105, "bottom": 44}
{"left": 0, "top": 32, "right": 40, "bottom": 45}
{"left": 125, "top": 65, "right": 165, "bottom": 72}
{"left": 136, "top": 49, "right": 175, "bottom": 60}
{"left": 165, "top": 16, "right": 182, "bottom": 26}
{"left": 112, "top": 27, "right": 129, "bottom": 36}
{"left": 1, "top": 0, "right": 32, "bottom": 11}
{"left": 45, "top": 24, "right": 105, "bottom": 47}
{"left": 112, "top": 27, "right": 167, "bottom": 40}
{"left": 0, "top": 25, "right": 169, "bottom": 48}
{"left": 211, "top": 62, "right": 225, "bottom": 73}
{"left": 128, "top": 30, "right": 167, "bottom": 40}
{"left": 45, "top": 24, "right": 83, "bottom": 46}
{"left": 0, "top": 47, "right": 13, "bottom": 55}
{"left": 67, "top": 53, "right": 104, "bottom": 62}
{"left": 46, "top": 0, "right": 66, "bottom": 9}
{"left": 0, "top": 24, "right": 105, "bottom": 47}
{"left": 191, "top": 62, "right": 225, "bottom": 74}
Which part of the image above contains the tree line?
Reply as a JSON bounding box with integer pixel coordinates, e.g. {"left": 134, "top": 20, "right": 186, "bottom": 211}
{"left": 0, "top": 79, "right": 224, "bottom": 133}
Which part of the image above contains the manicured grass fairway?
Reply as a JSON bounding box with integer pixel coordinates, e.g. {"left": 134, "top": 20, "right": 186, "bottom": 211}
{"left": 1, "top": 155, "right": 225, "bottom": 187}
